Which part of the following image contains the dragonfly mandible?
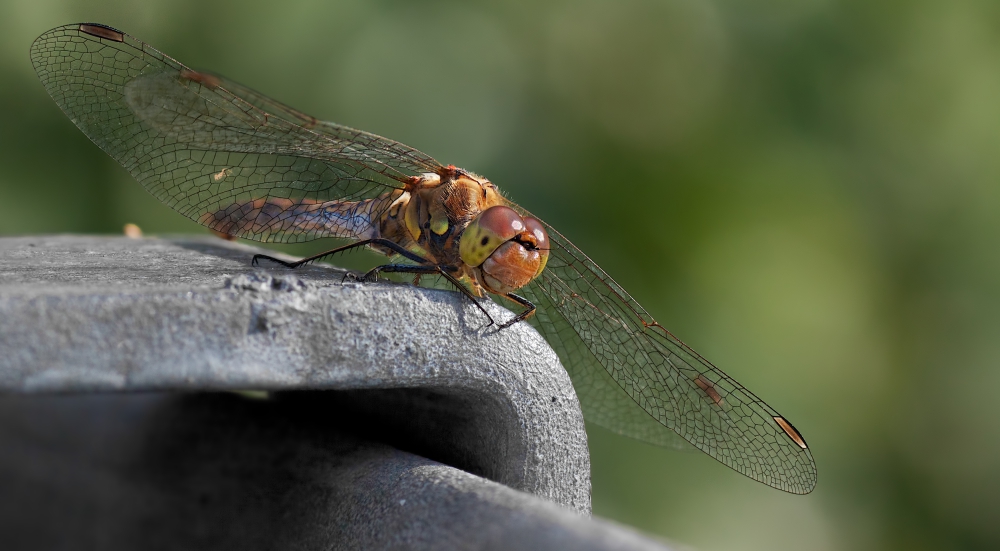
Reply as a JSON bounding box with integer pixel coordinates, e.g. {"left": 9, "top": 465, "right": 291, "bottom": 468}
{"left": 31, "top": 23, "right": 816, "bottom": 493}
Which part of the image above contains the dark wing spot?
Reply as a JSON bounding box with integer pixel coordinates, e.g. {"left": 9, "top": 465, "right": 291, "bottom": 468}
{"left": 79, "top": 24, "right": 124, "bottom": 42}
{"left": 179, "top": 69, "right": 222, "bottom": 89}
{"left": 694, "top": 374, "right": 724, "bottom": 406}
{"left": 481, "top": 236, "right": 490, "bottom": 246}
{"left": 773, "top": 416, "right": 808, "bottom": 449}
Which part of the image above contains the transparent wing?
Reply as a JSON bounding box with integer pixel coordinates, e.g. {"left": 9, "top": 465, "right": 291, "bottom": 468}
{"left": 30, "top": 23, "right": 444, "bottom": 243}
{"left": 517, "top": 217, "right": 818, "bottom": 494}
{"left": 201, "top": 73, "right": 442, "bottom": 176}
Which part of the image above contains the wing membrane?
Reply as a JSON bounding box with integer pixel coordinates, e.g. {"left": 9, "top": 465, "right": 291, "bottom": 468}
{"left": 202, "top": 73, "right": 442, "bottom": 175}
{"left": 30, "top": 23, "right": 443, "bottom": 242}
{"left": 519, "top": 218, "right": 818, "bottom": 494}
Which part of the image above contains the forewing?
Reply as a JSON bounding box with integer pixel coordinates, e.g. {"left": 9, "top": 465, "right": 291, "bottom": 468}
{"left": 30, "top": 23, "right": 442, "bottom": 242}
{"left": 203, "top": 74, "right": 442, "bottom": 176}
{"left": 518, "top": 218, "right": 818, "bottom": 494}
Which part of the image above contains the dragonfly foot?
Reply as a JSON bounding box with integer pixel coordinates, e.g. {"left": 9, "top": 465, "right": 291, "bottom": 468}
{"left": 497, "top": 318, "right": 519, "bottom": 330}
{"left": 251, "top": 254, "right": 298, "bottom": 268}
{"left": 342, "top": 270, "right": 380, "bottom": 284}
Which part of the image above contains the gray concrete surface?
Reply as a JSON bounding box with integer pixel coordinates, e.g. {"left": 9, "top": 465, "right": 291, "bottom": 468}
{"left": 0, "top": 235, "right": 677, "bottom": 550}
{"left": 0, "top": 235, "right": 589, "bottom": 510}
{"left": 0, "top": 392, "right": 673, "bottom": 551}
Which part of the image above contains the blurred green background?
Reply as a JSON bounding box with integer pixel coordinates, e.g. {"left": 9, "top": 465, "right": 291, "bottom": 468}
{"left": 3, "top": 0, "right": 1000, "bottom": 549}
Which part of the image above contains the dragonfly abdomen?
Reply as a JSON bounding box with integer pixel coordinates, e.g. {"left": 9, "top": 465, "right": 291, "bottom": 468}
{"left": 199, "top": 194, "right": 398, "bottom": 242}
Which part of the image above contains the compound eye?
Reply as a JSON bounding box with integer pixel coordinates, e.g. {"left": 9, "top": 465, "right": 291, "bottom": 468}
{"left": 460, "top": 205, "right": 525, "bottom": 267}
{"left": 481, "top": 240, "right": 540, "bottom": 294}
{"left": 522, "top": 217, "right": 549, "bottom": 277}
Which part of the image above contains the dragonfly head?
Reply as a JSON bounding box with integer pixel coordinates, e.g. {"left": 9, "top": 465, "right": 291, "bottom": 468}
{"left": 460, "top": 205, "right": 550, "bottom": 294}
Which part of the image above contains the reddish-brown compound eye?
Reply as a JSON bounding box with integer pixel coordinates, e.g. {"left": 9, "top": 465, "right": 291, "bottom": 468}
{"left": 460, "top": 205, "right": 526, "bottom": 267}
{"left": 480, "top": 240, "right": 542, "bottom": 294}
{"left": 522, "top": 217, "right": 549, "bottom": 277}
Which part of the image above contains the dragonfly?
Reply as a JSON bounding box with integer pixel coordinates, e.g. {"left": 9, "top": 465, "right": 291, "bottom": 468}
{"left": 31, "top": 23, "right": 816, "bottom": 493}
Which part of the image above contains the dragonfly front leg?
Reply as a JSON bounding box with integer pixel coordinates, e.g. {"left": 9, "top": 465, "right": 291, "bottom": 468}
{"left": 498, "top": 293, "right": 537, "bottom": 329}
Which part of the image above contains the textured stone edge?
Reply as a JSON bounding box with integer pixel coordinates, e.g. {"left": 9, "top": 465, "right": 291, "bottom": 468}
{"left": 0, "top": 236, "right": 591, "bottom": 512}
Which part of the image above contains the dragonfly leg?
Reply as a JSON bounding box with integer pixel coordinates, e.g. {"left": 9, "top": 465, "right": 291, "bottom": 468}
{"left": 251, "top": 238, "right": 428, "bottom": 268}
{"left": 253, "top": 240, "right": 496, "bottom": 326}
{"left": 350, "top": 263, "right": 497, "bottom": 327}
{"left": 347, "top": 263, "right": 439, "bottom": 283}
{"left": 498, "top": 293, "right": 536, "bottom": 329}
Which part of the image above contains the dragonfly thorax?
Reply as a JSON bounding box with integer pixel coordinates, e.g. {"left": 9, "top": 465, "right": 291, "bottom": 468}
{"left": 378, "top": 170, "right": 502, "bottom": 274}
{"left": 380, "top": 170, "right": 550, "bottom": 296}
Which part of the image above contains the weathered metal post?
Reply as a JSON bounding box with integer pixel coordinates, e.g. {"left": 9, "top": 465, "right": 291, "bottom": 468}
{"left": 0, "top": 236, "right": 674, "bottom": 550}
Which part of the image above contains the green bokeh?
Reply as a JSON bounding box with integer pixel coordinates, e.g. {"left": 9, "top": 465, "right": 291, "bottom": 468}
{"left": 4, "top": 1, "right": 1000, "bottom": 549}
